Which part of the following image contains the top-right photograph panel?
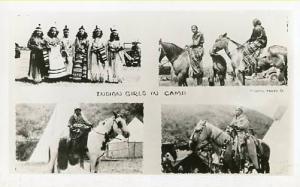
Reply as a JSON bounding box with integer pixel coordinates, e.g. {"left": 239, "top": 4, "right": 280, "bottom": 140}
{"left": 158, "top": 11, "right": 288, "bottom": 86}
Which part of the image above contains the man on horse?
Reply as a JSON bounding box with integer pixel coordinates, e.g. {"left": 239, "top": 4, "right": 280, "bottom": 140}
{"left": 242, "top": 18, "right": 268, "bottom": 76}
{"left": 228, "top": 107, "right": 251, "bottom": 166}
{"left": 68, "top": 107, "right": 93, "bottom": 139}
{"left": 187, "top": 25, "right": 204, "bottom": 78}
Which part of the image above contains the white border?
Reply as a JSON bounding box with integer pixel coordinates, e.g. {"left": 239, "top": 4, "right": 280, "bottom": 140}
{"left": 1, "top": 1, "right": 300, "bottom": 187}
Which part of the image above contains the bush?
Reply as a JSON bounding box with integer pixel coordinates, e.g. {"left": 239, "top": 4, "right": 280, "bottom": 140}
{"left": 16, "top": 140, "right": 38, "bottom": 161}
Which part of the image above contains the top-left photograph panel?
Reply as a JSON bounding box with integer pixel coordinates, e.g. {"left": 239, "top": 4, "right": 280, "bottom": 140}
{"left": 13, "top": 12, "right": 143, "bottom": 85}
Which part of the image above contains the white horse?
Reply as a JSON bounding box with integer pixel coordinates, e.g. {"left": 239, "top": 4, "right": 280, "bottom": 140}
{"left": 47, "top": 112, "right": 130, "bottom": 173}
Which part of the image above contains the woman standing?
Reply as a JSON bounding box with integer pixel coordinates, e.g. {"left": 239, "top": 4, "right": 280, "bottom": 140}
{"left": 72, "top": 26, "right": 89, "bottom": 81}
{"left": 61, "top": 25, "right": 74, "bottom": 76}
{"left": 44, "top": 26, "right": 67, "bottom": 79}
{"left": 89, "top": 26, "right": 107, "bottom": 82}
{"left": 27, "top": 24, "right": 47, "bottom": 83}
{"left": 107, "top": 27, "right": 126, "bottom": 83}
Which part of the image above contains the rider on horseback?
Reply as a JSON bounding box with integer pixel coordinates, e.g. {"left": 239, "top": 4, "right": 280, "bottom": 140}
{"left": 187, "top": 25, "right": 204, "bottom": 78}
{"left": 228, "top": 107, "right": 251, "bottom": 165}
{"left": 242, "top": 18, "right": 268, "bottom": 75}
{"left": 68, "top": 107, "right": 93, "bottom": 139}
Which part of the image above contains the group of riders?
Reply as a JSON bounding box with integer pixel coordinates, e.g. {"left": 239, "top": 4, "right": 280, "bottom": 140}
{"left": 26, "top": 24, "right": 140, "bottom": 84}
{"left": 185, "top": 18, "right": 269, "bottom": 81}
{"left": 162, "top": 106, "right": 264, "bottom": 173}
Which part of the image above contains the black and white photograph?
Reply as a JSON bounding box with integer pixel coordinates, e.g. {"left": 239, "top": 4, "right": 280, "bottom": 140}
{"left": 15, "top": 103, "right": 144, "bottom": 173}
{"left": 14, "top": 12, "right": 142, "bottom": 85}
{"left": 161, "top": 104, "right": 291, "bottom": 174}
{"left": 158, "top": 12, "right": 288, "bottom": 86}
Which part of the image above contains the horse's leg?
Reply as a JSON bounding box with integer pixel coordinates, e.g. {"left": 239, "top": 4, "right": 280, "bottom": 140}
{"left": 236, "top": 71, "right": 245, "bottom": 86}
{"left": 48, "top": 146, "right": 58, "bottom": 173}
{"left": 177, "top": 72, "right": 185, "bottom": 86}
{"left": 80, "top": 157, "right": 84, "bottom": 169}
{"left": 196, "top": 76, "right": 203, "bottom": 86}
{"left": 242, "top": 71, "right": 246, "bottom": 85}
{"left": 231, "top": 64, "right": 236, "bottom": 81}
{"left": 95, "top": 156, "right": 101, "bottom": 173}
{"left": 89, "top": 154, "right": 97, "bottom": 173}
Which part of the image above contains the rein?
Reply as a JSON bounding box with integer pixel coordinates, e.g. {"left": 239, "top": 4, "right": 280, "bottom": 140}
{"left": 226, "top": 37, "right": 244, "bottom": 48}
{"left": 91, "top": 119, "right": 125, "bottom": 141}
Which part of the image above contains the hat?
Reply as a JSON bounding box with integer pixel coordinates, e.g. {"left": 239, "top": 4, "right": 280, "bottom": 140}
{"left": 110, "top": 25, "right": 118, "bottom": 32}
{"left": 74, "top": 107, "right": 81, "bottom": 112}
{"left": 235, "top": 106, "right": 243, "bottom": 112}
{"left": 79, "top": 25, "right": 85, "bottom": 30}
{"left": 63, "top": 25, "right": 69, "bottom": 31}
{"left": 35, "top": 24, "right": 42, "bottom": 31}
{"left": 94, "top": 25, "right": 101, "bottom": 32}
{"left": 253, "top": 18, "right": 262, "bottom": 26}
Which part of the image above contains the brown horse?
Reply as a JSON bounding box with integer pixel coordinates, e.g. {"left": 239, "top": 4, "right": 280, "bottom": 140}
{"left": 159, "top": 39, "right": 203, "bottom": 86}
{"left": 189, "top": 120, "right": 270, "bottom": 173}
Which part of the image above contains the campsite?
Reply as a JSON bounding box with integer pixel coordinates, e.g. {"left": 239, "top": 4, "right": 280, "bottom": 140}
{"left": 161, "top": 104, "right": 290, "bottom": 174}
{"left": 16, "top": 103, "right": 144, "bottom": 173}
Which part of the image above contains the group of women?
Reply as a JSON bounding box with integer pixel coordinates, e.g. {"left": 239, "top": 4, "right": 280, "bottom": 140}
{"left": 27, "top": 24, "right": 130, "bottom": 84}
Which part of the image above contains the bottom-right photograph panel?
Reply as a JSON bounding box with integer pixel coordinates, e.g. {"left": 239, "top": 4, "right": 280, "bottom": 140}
{"left": 161, "top": 104, "right": 292, "bottom": 174}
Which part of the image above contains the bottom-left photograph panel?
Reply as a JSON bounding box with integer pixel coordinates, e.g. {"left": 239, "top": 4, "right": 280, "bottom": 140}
{"left": 14, "top": 103, "right": 144, "bottom": 174}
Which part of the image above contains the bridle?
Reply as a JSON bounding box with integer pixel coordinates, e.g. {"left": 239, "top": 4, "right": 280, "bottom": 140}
{"left": 92, "top": 118, "right": 125, "bottom": 141}
{"left": 191, "top": 122, "right": 229, "bottom": 150}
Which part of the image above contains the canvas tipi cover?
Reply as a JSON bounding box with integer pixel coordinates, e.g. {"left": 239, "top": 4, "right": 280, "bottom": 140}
{"left": 127, "top": 117, "right": 143, "bottom": 142}
{"left": 29, "top": 103, "right": 79, "bottom": 163}
{"left": 263, "top": 106, "right": 291, "bottom": 174}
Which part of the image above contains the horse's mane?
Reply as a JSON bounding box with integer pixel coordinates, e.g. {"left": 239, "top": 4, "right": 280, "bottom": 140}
{"left": 161, "top": 42, "right": 184, "bottom": 63}
{"left": 161, "top": 42, "right": 184, "bottom": 54}
{"left": 203, "top": 121, "right": 231, "bottom": 146}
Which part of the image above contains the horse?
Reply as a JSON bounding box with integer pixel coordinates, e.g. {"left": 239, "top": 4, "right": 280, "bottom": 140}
{"left": 189, "top": 120, "right": 270, "bottom": 173}
{"left": 211, "top": 33, "right": 288, "bottom": 85}
{"left": 159, "top": 39, "right": 204, "bottom": 86}
{"left": 48, "top": 112, "right": 130, "bottom": 173}
{"left": 257, "top": 45, "right": 288, "bottom": 84}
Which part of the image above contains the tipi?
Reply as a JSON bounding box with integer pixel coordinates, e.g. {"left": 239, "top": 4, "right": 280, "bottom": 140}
{"left": 127, "top": 117, "right": 143, "bottom": 142}
{"left": 263, "top": 105, "right": 291, "bottom": 174}
{"left": 29, "top": 103, "right": 79, "bottom": 163}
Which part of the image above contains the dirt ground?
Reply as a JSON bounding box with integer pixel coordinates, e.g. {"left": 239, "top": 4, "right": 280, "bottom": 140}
{"left": 15, "top": 158, "right": 143, "bottom": 174}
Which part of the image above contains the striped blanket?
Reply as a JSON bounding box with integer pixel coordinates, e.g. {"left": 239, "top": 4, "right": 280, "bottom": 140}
{"left": 97, "top": 46, "right": 107, "bottom": 64}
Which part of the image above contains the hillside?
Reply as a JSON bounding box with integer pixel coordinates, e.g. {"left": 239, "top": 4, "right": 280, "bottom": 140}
{"left": 161, "top": 105, "right": 273, "bottom": 144}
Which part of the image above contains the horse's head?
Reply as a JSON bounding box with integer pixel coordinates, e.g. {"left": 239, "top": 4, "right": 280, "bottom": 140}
{"left": 111, "top": 112, "right": 130, "bottom": 138}
{"left": 189, "top": 120, "right": 211, "bottom": 150}
{"left": 158, "top": 40, "right": 184, "bottom": 63}
{"left": 210, "top": 33, "right": 229, "bottom": 55}
{"left": 158, "top": 39, "right": 166, "bottom": 63}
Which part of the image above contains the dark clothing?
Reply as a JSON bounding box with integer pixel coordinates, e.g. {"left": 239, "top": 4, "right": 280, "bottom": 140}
{"left": 191, "top": 32, "right": 204, "bottom": 48}
{"left": 242, "top": 25, "right": 267, "bottom": 70}
{"left": 27, "top": 36, "right": 47, "bottom": 82}
{"left": 248, "top": 25, "right": 267, "bottom": 48}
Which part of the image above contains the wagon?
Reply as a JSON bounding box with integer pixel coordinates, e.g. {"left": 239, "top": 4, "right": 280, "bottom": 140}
{"left": 123, "top": 42, "right": 141, "bottom": 67}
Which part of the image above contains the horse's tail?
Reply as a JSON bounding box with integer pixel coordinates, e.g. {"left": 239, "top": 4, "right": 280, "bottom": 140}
{"left": 260, "top": 141, "right": 271, "bottom": 173}
{"left": 57, "top": 138, "right": 69, "bottom": 170}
